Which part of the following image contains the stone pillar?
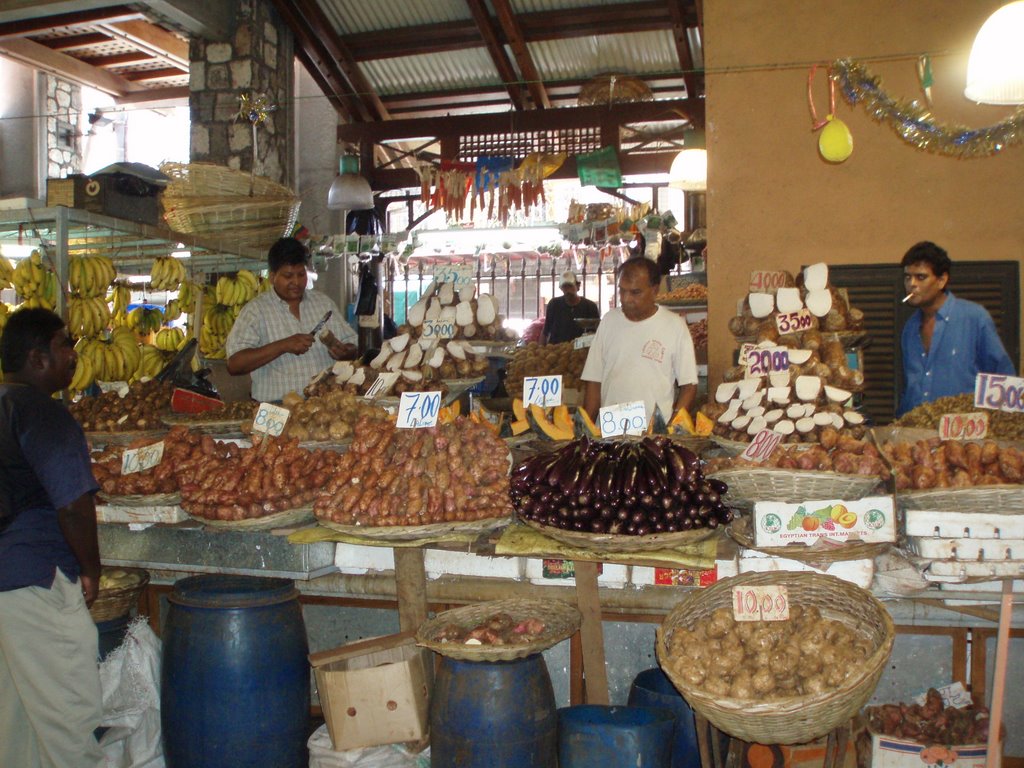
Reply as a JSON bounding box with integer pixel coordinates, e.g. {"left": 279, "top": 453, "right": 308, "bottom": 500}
{"left": 45, "top": 75, "right": 82, "bottom": 179}
{"left": 188, "top": 0, "right": 293, "bottom": 186}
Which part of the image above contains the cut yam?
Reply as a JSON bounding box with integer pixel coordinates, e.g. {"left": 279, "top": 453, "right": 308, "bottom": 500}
{"left": 742, "top": 391, "right": 766, "bottom": 410}
{"left": 331, "top": 360, "right": 354, "bottom": 383}
{"left": 407, "top": 296, "right": 429, "bottom": 327}
{"left": 439, "top": 305, "right": 457, "bottom": 323}
{"left": 776, "top": 287, "right": 803, "bottom": 314}
{"left": 446, "top": 340, "right": 467, "bottom": 360}
{"left": 455, "top": 300, "right": 475, "bottom": 326}
{"left": 795, "top": 417, "right": 816, "bottom": 434}
{"left": 747, "top": 417, "right": 768, "bottom": 436}
{"left": 763, "top": 408, "right": 784, "bottom": 423}
{"left": 812, "top": 411, "right": 833, "bottom": 427}
{"left": 390, "top": 333, "right": 410, "bottom": 352}
{"left": 746, "top": 405, "right": 766, "bottom": 419}
{"left": 348, "top": 367, "right": 366, "bottom": 388}
{"left": 369, "top": 343, "right": 393, "bottom": 370}
{"left": 404, "top": 343, "right": 424, "bottom": 369}
{"left": 401, "top": 369, "right": 423, "bottom": 382}
{"left": 718, "top": 410, "right": 737, "bottom": 425}
{"left": 824, "top": 385, "right": 852, "bottom": 404}
{"left": 805, "top": 289, "right": 833, "bottom": 318}
{"left": 767, "top": 386, "right": 791, "bottom": 404}
{"left": 803, "top": 262, "right": 829, "bottom": 292}
{"left": 426, "top": 347, "right": 446, "bottom": 368}
{"left": 438, "top": 282, "right": 456, "bottom": 306}
{"left": 830, "top": 413, "right": 845, "bottom": 429}
{"left": 424, "top": 298, "right": 442, "bottom": 322}
{"left": 787, "top": 349, "right": 813, "bottom": 365}
{"left": 463, "top": 323, "right": 477, "bottom": 338}
{"left": 844, "top": 410, "right": 865, "bottom": 426}
{"left": 458, "top": 284, "right": 476, "bottom": 303}
{"left": 386, "top": 350, "right": 408, "bottom": 371}
{"left": 736, "top": 379, "right": 763, "bottom": 399}
{"left": 773, "top": 419, "right": 795, "bottom": 436}
{"left": 731, "top": 414, "right": 751, "bottom": 431}
{"left": 768, "top": 371, "right": 791, "bottom": 388}
{"left": 715, "top": 381, "right": 740, "bottom": 404}
{"left": 785, "top": 404, "right": 804, "bottom": 419}
{"left": 476, "top": 295, "right": 497, "bottom": 326}
{"left": 794, "top": 375, "right": 822, "bottom": 402}
{"left": 748, "top": 292, "right": 775, "bottom": 318}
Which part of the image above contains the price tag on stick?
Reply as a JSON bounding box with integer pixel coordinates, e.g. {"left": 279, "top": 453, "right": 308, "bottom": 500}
{"left": 252, "top": 402, "right": 290, "bottom": 437}
{"left": 599, "top": 400, "right": 647, "bottom": 438}
{"left": 749, "top": 270, "right": 789, "bottom": 294}
{"left": 938, "top": 412, "right": 989, "bottom": 440}
{"left": 975, "top": 372, "right": 1024, "bottom": 414}
{"left": 121, "top": 441, "right": 165, "bottom": 476}
{"left": 775, "top": 308, "right": 814, "bottom": 335}
{"left": 741, "top": 429, "right": 783, "bottom": 463}
{"left": 524, "top": 375, "right": 562, "bottom": 407}
{"left": 364, "top": 371, "right": 400, "bottom": 400}
{"left": 744, "top": 346, "right": 790, "bottom": 379}
{"left": 396, "top": 391, "right": 442, "bottom": 429}
{"left": 732, "top": 585, "right": 790, "bottom": 622}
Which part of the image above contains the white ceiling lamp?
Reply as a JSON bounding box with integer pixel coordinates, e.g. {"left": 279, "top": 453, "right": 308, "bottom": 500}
{"left": 965, "top": 1, "right": 1024, "bottom": 105}
{"left": 327, "top": 153, "right": 374, "bottom": 211}
{"left": 668, "top": 129, "right": 707, "bottom": 192}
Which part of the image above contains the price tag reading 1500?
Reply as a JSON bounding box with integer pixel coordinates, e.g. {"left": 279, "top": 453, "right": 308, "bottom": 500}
{"left": 121, "top": 441, "right": 165, "bottom": 475}
{"left": 599, "top": 400, "right": 647, "bottom": 438}
{"left": 524, "top": 375, "right": 562, "bottom": 407}
{"left": 252, "top": 402, "right": 290, "bottom": 437}
{"left": 397, "top": 391, "right": 442, "bottom": 429}
{"left": 733, "top": 585, "right": 789, "bottom": 622}
{"left": 975, "top": 372, "right": 1024, "bottom": 414}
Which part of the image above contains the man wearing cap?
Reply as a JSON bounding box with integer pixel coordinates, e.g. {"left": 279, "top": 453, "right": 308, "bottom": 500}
{"left": 541, "top": 271, "right": 600, "bottom": 345}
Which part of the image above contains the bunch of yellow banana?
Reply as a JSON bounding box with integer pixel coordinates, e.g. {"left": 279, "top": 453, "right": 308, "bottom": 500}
{"left": 135, "top": 344, "right": 165, "bottom": 379}
{"left": 151, "top": 256, "right": 186, "bottom": 291}
{"left": 110, "top": 327, "right": 142, "bottom": 376}
{"left": 163, "top": 298, "right": 182, "bottom": 323}
{"left": 199, "top": 323, "right": 227, "bottom": 359}
{"left": 203, "top": 303, "right": 237, "bottom": 337}
{"left": 68, "top": 296, "right": 112, "bottom": 338}
{"left": 0, "top": 255, "right": 13, "bottom": 289}
{"left": 108, "top": 280, "right": 132, "bottom": 316}
{"left": 214, "top": 270, "right": 258, "bottom": 307}
{"left": 75, "top": 337, "right": 130, "bottom": 382}
{"left": 69, "top": 255, "right": 116, "bottom": 299}
{"left": 68, "top": 351, "right": 95, "bottom": 392}
{"left": 178, "top": 280, "right": 200, "bottom": 311}
{"left": 12, "top": 250, "right": 58, "bottom": 310}
{"left": 155, "top": 326, "right": 186, "bottom": 352}
{"left": 127, "top": 306, "right": 164, "bottom": 336}
{"left": 258, "top": 275, "right": 271, "bottom": 294}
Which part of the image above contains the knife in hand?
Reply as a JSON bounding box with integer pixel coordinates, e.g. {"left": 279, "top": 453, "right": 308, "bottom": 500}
{"left": 310, "top": 310, "right": 332, "bottom": 337}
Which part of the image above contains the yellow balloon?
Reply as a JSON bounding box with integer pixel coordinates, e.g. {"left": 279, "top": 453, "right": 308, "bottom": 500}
{"left": 818, "top": 115, "right": 853, "bottom": 163}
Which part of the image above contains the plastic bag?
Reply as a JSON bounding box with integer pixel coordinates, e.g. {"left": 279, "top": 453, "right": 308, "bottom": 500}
{"left": 307, "top": 724, "right": 429, "bottom": 768}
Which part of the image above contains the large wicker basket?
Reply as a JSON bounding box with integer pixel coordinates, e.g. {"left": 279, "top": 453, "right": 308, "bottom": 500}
{"left": 708, "top": 467, "right": 882, "bottom": 506}
{"left": 90, "top": 566, "right": 150, "bottom": 623}
{"left": 656, "top": 571, "right": 894, "bottom": 745}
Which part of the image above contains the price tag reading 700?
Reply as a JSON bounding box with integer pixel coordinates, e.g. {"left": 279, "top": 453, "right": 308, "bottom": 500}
{"left": 252, "top": 402, "right": 290, "bottom": 437}
{"left": 397, "top": 391, "right": 442, "bottom": 429}
{"left": 599, "top": 400, "right": 647, "bottom": 438}
{"left": 524, "top": 375, "right": 562, "bottom": 407}
{"left": 433, "top": 264, "right": 475, "bottom": 287}
{"left": 775, "top": 308, "right": 814, "bottom": 334}
{"left": 975, "top": 372, "right": 1024, "bottom": 414}
{"left": 732, "top": 585, "right": 790, "bottom": 622}
{"left": 121, "top": 441, "right": 165, "bottom": 476}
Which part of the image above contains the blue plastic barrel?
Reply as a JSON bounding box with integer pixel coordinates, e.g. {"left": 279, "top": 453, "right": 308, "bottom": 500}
{"left": 628, "top": 667, "right": 701, "bottom": 768}
{"left": 161, "top": 575, "right": 309, "bottom": 768}
{"left": 558, "top": 705, "right": 675, "bottom": 768}
{"left": 430, "top": 654, "right": 557, "bottom": 767}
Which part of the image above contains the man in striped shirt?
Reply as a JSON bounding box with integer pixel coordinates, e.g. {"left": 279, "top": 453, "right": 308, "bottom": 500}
{"left": 227, "top": 237, "right": 358, "bottom": 402}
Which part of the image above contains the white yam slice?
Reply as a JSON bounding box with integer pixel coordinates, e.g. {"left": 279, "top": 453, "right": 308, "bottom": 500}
{"left": 390, "top": 332, "right": 410, "bottom": 353}
{"left": 748, "top": 292, "right": 775, "bottom": 318}
{"left": 404, "top": 343, "right": 424, "bottom": 369}
{"left": 830, "top": 413, "right": 845, "bottom": 429}
{"left": 763, "top": 408, "right": 784, "bottom": 423}
{"left": 386, "top": 350, "right": 407, "bottom": 371}
{"left": 742, "top": 391, "right": 766, "bottom": 410}
{"left": 787, "top": 349, "right": 813, "bottom": 365}
{"left": 401, "top": 369, "right": 423, "bottom": 382}
{"left": 824, "top": 385, "right": 852, "bottom": 404}
{"left": 756, "top": 339, "right": 778, "bottom": 349}
{"left": 331, "top": 360, "right": 354, "bottom": 383}
{"left": 463, "top": 323, "right": 477, "bottom": 338}
{"left": 715, "top": 381, "right": 740, "bottom": 404}
{"left": 418, "top": 335, "right": 437, "bottom": 350}
{"left": 439, "top": 282, "right": 456, "bottom": 306}
{"left": 768, "top": 370, "right": 791, "bottom": 388}
{"left": 446, "top": 340, "right": 467, "bottom": 361}
{"left": 427, "top": 346, "right": 446, "bottom": 368}
{"left": 803, "top": 262, "right": 829, "bottom": 292}
{"left": 795, "top": 417, "right": 816, "bottom": 434}
{"left": 455, "top": 300, "right": 475, "bottom": 326}
{"left": 424, "top": 298, "right": 442, "bottom": 322}
{"left": 476, "top": 294, "right": 497, "bottom": 326}
{"left": 773, "top": 419, "right": 795, "bottom": 436}
{"left": 747, "top": 405, "right": 766, "bottom": 419}
{"left": 731, "top": 414, "right": 751, "bottom": 430}
{"left": 458, "top": 284, "right": 476, "bottom": 303}
{"left": 805, "top": 289, "right": 833, "bottom": 318}
{"left": 795, "top": 375, "right": 822, "bottom": 402}
{"left": 767, "top": 386, "right": 791, "bottom": 404}
{"left": 786, "top": 403, "right": 805, "bottom": 419}
{"left": 348, "top": 367, "right": 366, "bottom": 388}
{"left": 369, "top": 342, "right": 393, "bottom": 370}
{"left": 439, "top": 305, "right": 457, "bottom": 323}
{"left": 813, "top": 411, "right": 834, "bottom": 427}
{"left": 799, "top": 403, "right": 817, "bottom": 418}
{"left": 747, "top": 417, "right": 768, "bottom": 436}
{"left": 844, "top": 410, "right": 865, "bottom": 426}
{"left": 406, "top": 295, "right": 429, "bottom": 327}
{"left": 736, "top": 378, "right": 763, "bottom": 399}
{"left": 776, "top": 287, "right": 803, "bottom": 314}
{"left": 718, "top": 410, "right": 738, "bottom": 424}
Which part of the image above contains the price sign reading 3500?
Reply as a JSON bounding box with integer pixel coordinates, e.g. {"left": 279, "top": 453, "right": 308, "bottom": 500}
{"left": 599, "top": 400, "right": 647, "bottom": 438}
{"left": 433, "top": 264, "right": 474, "bottom": 287}
{"left": 121, "top": 441, "right": 165, "bottom": 475}
{"left": 775, "top": 308, "right": 814, "bottom": 334}
{"left": 975, "top": 372, "right": 1024, "bottom": 414}
{"left": 252, "top": 403, "right": 290, "bottom": 437}
{"left": 524, "top": 375, "right": 562, "bottom": 407}
{"left": 733, "top": 585, "right": 789, "bottom": 622}
{"left": 397, "top": 391, "right": 442, "bottom": 428}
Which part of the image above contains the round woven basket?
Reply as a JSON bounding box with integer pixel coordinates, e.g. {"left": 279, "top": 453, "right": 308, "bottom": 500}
{"left": 98, "top": 491, "right": 181, "bottom": 507}
{"left": 521, "top": 517, "right": 720, "bottom": 553}
{"left": 86, "top": 428, "right": 169, "bottom": 447}
{"left": 708, "top": 467, "right": 882, "bottom": 506}
{"left": 578, "top": 73, "right": 653, "bottom": 106}
{"left": 711, "top": 436, "right": 820, "bottom": 457}
{"left": 897, "top": 484, "right": 1024, "bottom": 513}
{"left": 416, "top": 598, "right": 581, "bottom": 662}
{"left": 656, "top": 571, "right": 894, "bottom": 745}
{"left": 90, "top": 567, "right": 150, "bottom": 623}
{"left": 317, "top": 516, "right": 510, "bottom": 542}
{"left": 161, "top": 416, "right": 248, "bottom": 438}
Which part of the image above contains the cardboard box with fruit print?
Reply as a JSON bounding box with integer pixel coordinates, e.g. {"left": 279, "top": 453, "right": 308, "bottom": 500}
{"left": 753, "top": 496, "right": 895, "bottom": 547}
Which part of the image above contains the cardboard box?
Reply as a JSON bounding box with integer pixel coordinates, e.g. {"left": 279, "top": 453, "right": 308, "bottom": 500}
{"left": 738, "top": 549, "right": 875, "bottom": 589}
{"left": 46, "top": 173, "right": 161, "bottom": 225}
{"left": 869, "top": 731, "right": 998, "bottom": 768}
{"left": 753, "top": 496, "right": 895, "bottom": 547}
{"left": 310, "top": 632, "right": 431, "bottom": 752}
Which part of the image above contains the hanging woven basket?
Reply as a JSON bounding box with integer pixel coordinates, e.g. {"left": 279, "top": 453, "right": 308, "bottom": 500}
{"left": 578, "top": 73, "right": 654, "bottom": 107}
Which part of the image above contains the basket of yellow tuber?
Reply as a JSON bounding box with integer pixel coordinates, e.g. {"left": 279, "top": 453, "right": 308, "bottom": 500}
{"left": 656, "top": 570, "right": 894, "bottom": 745}
{"left": 89, "top": 566, "right": 150, "bottom": 623}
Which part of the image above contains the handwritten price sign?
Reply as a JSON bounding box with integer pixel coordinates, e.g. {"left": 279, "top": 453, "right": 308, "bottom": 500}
{"left": 364, "top": 371, "right": 400, "bottom": 400}
{"left": 121, "top": 441, "right": 165, "bottom": 476}
{"left": 524, "top": 375, "right": 562, "bottom": 407}
{"left": 733, "top": 585, "right": 790, "bottom": 622}
{"left": 938, "top": 412, "right": 989, "bottom": 440}
{"left": 422, "top": 320, "right": 456, "bottom": 340}
{"left": 574, "top": 334, "right": 595, "bottom": 350}
{"left": 252, "top": 402, "right": 290, "bottom": 437}
{"left": 975, "top": 372, "right": 1024, "bottom": 414}
{"left": 744, "top": 346, "right": 790, "bottom": 378}
{"left": 741, "top": 429, "right": 783, "bottom": 463}
{"left": 433, "top": 264, "right": 474, "bottom": 287}
{"left": 749, "top": 270, "right": 789, "bottom": 294}
{"left": 599, "top": 401, "right": 647, "bottom": 438}
{"left": 397, "top": 391, "right": 442, "bottom": 429}
{"left": 775, "top": 308, "right": 814, "bottom": 334}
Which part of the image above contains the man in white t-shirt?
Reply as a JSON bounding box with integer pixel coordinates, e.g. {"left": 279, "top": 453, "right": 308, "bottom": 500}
{"left": 581, "top": 257, "right": 698, "bottom": 422}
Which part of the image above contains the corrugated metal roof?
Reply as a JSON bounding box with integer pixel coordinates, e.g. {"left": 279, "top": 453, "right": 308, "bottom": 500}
{"left": 361, "top": 48, "right": 505, "bottom": 96}
{"left": 510, "top": 0, "right": 655, "bottom": 12}
{"left": 321, "top": 0, "right": 471, "bottom": 34}
{"left": 529, "top": 31, "right": 682, "bottom": 82}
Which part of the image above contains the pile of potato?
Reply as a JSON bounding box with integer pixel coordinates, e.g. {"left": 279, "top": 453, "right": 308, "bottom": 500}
{"left": 894, "top": 393, "right": 1024, "bottom": 441}
{"left": 72, "top": 380, "right": 173, "bottom": 431}
{"left": 881, "top": 439, "right": 1023, "bottom": 489}
{"left": 239, "top": 389, "right": 390, "bottom": 442}
{"left": 506, "top": 341, "right": 588, "bottom": 400}
{"left": 663, "top": 605, "right": 875, "bottom": 700}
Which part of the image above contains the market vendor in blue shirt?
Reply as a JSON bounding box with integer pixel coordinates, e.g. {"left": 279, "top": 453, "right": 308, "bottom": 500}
{"left": 897, "top": 241, "right": 1016, "bottom": 416}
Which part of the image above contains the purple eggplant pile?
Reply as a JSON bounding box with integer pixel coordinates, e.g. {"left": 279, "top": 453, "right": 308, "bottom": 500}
{"left": 512, "top": 436, "right": 731, "bottom": 536}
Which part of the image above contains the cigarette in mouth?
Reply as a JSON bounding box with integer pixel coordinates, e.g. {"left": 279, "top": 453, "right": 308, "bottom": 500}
{"left": 901, "top": 293, "right": 914, "bottom": 303}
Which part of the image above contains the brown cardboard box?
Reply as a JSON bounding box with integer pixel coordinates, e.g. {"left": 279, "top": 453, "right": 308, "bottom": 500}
{"left": 310, "top": 631, "right": 432, "bottom": 752}
{"left": 46, "top": 174, "right": 161, "bottom": 225}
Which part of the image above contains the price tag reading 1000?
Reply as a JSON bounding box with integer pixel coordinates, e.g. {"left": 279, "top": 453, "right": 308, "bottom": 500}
{"left": 252, "top": 403, "right": 290, "bottom": 437}
{"left": 732, "top": 585, "right": 789, "bottom": 622}
{"left": 524, "top": 375, "right": 562, "bottom": 407}
{"left": 397, "top": 391, "right": 442, "bottom": 428}
{"left": 121, "top": 441, "right": 165, "bottom": 476}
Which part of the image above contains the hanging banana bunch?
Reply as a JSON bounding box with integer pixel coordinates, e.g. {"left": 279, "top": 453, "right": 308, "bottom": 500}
{"left": 126, "top": 306, "right": 164, "bottom": 337}
{"left": 154, "top": 326, "right": 186, "bottom": 352}
{"left": 214, "top": 270, "right": 258, "bottom": 307}
{"left": 151, "top": 255, "right": 186, "bottom": 291}
{"left": 12, "top": 250, "right": 58, "bottom": 310}
{"left": 67, "top": 296, "right": 112, "bottom": 338}
{"left": 69, "top": 255, "right": 116, "bottom": 299}
{"left": 0, "top": 255, "right": 14, "bottom": 289}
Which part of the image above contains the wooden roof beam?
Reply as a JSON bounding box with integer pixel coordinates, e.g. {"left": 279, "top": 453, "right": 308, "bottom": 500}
{"left": 666, "top": 0, "right": 702, "bottom": 104}
{"left": 0, "top": 6, "right": 142, "bottom": 38}
{"left": 0, "top": 36, "right": 137, "bottom": 95}
{"left": 463, "top": 0, "right": 527, "bottom": 111}
{"left": 99, "top": 20, "right": 189, "bottom": 68}
{"left": 490, "top": 0, "right": 549, "bottom": 109}
{"left": 37, "top": 32, "right": 110, "bottom": 50}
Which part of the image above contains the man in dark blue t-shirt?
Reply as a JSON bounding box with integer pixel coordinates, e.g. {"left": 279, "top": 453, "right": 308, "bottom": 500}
{"left": 0, "top": 308, "right": 104, "bottom": 767}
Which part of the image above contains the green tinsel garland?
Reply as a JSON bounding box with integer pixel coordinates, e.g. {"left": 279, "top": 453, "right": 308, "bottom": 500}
{"left": 831, "top": 59, "right": 1024, "bottom": 158}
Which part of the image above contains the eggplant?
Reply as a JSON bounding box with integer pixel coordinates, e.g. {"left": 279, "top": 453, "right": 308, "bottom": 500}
{"left": 708, "top": 478, "right": 729, "bottom": 495}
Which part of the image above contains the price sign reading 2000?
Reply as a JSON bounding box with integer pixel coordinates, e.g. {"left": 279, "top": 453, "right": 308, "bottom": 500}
{"left": 397, "top": 391, "right": 442, "bottom": 428}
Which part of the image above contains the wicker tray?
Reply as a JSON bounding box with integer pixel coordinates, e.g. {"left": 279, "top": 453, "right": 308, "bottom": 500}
{"left": 98, "top": 491, "right": 181, "bottom": 507}
{"left": 161, "top": 415, "right": 247, "bottom": 437}
{"left": 897, "top": 485, "right": 1024, "bottom": 513}
{"left": 522, "top": 516, "right": 720, "bottom": 553}
{"left": 416, "top": 598, "right": 581, "bottom": 661}
{"left": 727, "top": 516, "right": 893, "bottom": 563}
{"left": 657, "top": 571, "right": 894, "bottom": 745}
{"left": 190, "top": 506, "right": 315, "bottom": 530}
{"left": 317, "top": 516, "right": 510, "bottom": 542}
{"left": 86, "top": 428, "right": 168, "bottom": 447}
{"left": 667, "top": 435, "right": 713, "bottom": 455}
{"left": 90, "top": 566, "right": 150, "bottom": 623}
{"left": 711, "top": 436, "right": 820, "bottom": 457}
{"left": 707, "top": 467, "right": 882, "bottom": 506}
